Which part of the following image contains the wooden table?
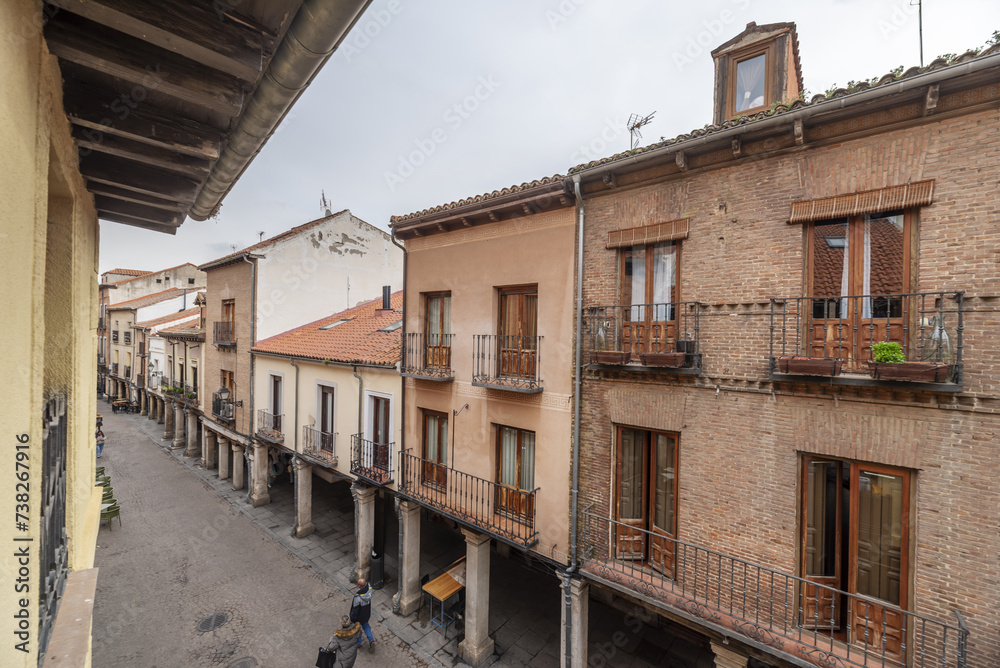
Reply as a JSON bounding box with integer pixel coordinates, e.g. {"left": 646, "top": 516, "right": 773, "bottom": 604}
{"left": 422, "top": 559, "right": 466, "bottom": 633}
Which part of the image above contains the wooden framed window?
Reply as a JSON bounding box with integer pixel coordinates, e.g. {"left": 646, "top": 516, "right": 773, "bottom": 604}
{"left": 801, "top": 457, "right": 910, "bottom": 659}
{"left": 421, "top": 409, "right": 448, "bottom": 489}
{"left": 726, "top": 42, "right": 775, "bottom": 118}
{"left": 621, "top": 242, "right": 679, "bottom": 355}
{"left": 498, "top": 286, "right": 538, "bottom": 379}
{"left": 614, "top": 427, "right": 677, "bottom": 574}
{"left": 368, "top": 394, "right": 391, "bottom": 472}
{"left": 222, "top": 299, "right": 236, "bottom": 325}
{"left": 318, "top": 385, "right": 335, "bottom": 435}
{"left": 496, "top": 425, "right": 535, "bottom": 521}
{"left": 424, "top": 292, "right": 451, "bottom": 369}
{"left": 220, "top": 370, "right": 234, "bottom": 392}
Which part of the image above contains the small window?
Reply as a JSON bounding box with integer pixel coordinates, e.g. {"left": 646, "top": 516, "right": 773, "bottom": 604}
{"left": 188, "top": 278, "right": 195, "bottom": 285}
{"left": 156, "top": 278, "right": 162, "bottom": 284}
{"left": 378, "top": 320, "right": 403, "bottom": 332}
{"left": 319, "top": 318, "right": 352, "bottom": 330}
{"left": 735, "top": 53, "right": 767, "bottom": 113}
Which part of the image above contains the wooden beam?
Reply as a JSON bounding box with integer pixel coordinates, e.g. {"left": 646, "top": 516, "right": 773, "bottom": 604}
{"left": 97, "top": 211, "right": 179, "bottom": 235}
{"left": 675, "top": 151, "right": 687, "bottom": 171}
{"left": 731, "top": 137, "right": 742, "bottom": 158}
{"left": 793, "top": 119, "right": 805, "bottom": 146}
{"left": 72, "top": 127, "right": 213, "bottom": 177}
{"left": 45, "top": 14, "right": 244, "bottom": 116}
{"left": 85, "top": 183, "right": 186, "bottom": 212}
{"left": 46, "top": 0, "right": 264, "bottom": 82}
{"left": 64, "top": 81, "right": 223, "bottom": 159}
{"left": 93, "top": 195, "right": 185, "bottom": 226}
{"left": 79, "top": 152, "right": 201, "bottom": 203}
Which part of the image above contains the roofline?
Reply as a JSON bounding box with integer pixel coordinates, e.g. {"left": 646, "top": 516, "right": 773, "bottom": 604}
{"left": 249, "top": 349, "right": 398, "bottom": 369}
{"left": 198, "top": 252, "right": 266, "bottom": 272}
{"left": 111, "top": 262, "right": 199, "bottom": 285}
{"left": 569, "top": 52, "right": 1000, "bottom": 183}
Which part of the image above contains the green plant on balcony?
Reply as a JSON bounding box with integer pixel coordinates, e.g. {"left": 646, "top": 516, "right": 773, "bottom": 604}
{"left": 186, "top": 392, "right": 197, "bottom": 400}
{"left": 868, "top": 340, "right": 952, "bottom": 382}
{"left": 871, "top": 341, "right": 905, "bottom": 363}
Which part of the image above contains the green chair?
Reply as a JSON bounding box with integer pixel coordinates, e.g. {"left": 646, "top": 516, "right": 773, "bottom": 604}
{"left": 96, "top": 476, "right": 111, "bottom": 487}
{"left": 101, "top": 504, "right": 121, "bottom": 530}
{"left": 95, "top": 466, "right": 105, "bottom": 477}
{"left": 102, "top": 489, "right": 115, "bottom": 502}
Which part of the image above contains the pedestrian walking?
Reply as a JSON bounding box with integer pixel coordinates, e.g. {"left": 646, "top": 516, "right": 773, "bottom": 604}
{"left": 349, "top": 578, "right": 375, "bottom": 653}
{"left": 326, "top": 615, "right": 361, "bottom": 668}
{"left": 96, "top": 429, "right": 105, "bottom": 458}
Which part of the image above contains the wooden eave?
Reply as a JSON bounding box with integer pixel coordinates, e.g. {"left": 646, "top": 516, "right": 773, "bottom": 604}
{"left": 42, "top": 0, "right": 303, "bottom": 234}
{"left": 576, "top": 60, "right": 1000, "bottom": 197}
{"left": 392, "top": 181, "right": 574, "bottom": 240}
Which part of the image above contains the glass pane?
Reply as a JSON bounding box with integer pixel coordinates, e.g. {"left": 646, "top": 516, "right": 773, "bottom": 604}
{"left": 651, "top": 242, "right": 676, "bottom": 321}
{"left": 855, "top": 470, "right": 904, "bottom": 605}
{"left": 652, "top": 434, "right": 675, "bottom": 534}
{"left": 439, "top": 416, "right": 448, "bottom": 466}
{"left": 805, "top": 461, "right": 839, "bottom": 577}
{"left": 499, "top": 427, "right": 518, "bottom": 486}
{"left": 520, "top": 431, "right": 535, "bottom": 490}
{"left": 865, "top": 212, "right": 904, "bottom": 298}
{"left": 625, "top": 246, "right": 646, "bottom": 320}
{"left": 425, "top": 415, "right": 439, "bottom": 462}
{"left": 735, "top": 53, "right": 766, "bottom": 111}
{"left": 812, "top": 219, "right": 849, "bottom": 300}
{"left": 441, "top": 295, "right": 451, "bottom": 336}
{"left": 427, "top": 297, "right": 441, "bottom": 339}
{"left": 619, "top": 430, "right": 643, "bottom": 521}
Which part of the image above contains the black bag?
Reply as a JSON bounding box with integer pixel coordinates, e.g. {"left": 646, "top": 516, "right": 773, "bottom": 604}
{"left": 315, "top": 647, "right": 336, "bottom": 668}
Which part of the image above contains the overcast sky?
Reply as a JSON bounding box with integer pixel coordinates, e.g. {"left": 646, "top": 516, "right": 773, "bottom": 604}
{"left": 98, "top": 0, "right": 1000, "bottom": 275}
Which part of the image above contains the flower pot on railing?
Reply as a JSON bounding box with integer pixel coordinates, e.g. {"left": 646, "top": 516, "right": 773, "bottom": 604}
{"left": 866, "top": 361, "right": 952, "bottom": 382}
{"left": 590, "top": 350, "right": 630, "bottom": 365}
{"left": 775, "top": 356, "right": 843, "bottom": 376}
{"left": 639, "top": 351, "right": 687, "bottom": 367}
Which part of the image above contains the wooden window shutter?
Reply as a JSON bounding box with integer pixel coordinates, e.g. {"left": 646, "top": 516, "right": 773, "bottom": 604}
{"left": 607, "top": 218, "right": 690, "bottom": 249}
{"left": 787, "top": 180, "right": 934, "bottom": 223}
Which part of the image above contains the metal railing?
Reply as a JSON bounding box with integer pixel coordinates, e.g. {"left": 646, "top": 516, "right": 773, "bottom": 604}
{"left": 112, "top": 331, "right": 119, "bottom": 343}
{"left": 180, "top": 383, "right": 198, "bottom": 404}
{"left": 587, "top": 302, "right": 701, "bottom": 369}
{"left": 402, "top": 332, "right": 454, "bottom": 379}
{"left": 212, "top": 392, "right": 236, "bottom": 421}
{"left": 256, "top": 410, "right": 283, "bottom": 443}
{"left": 39, "top": 395, "right": 68, "bottom": 659}
{"left": 472, "top": 334, "right": 543, "bottom": 391}
{"left": 123, "top": 365, "right": 131, "bottom": 380}
{"left": 97, "top": 354, "right": 105, "bottom": 367}
{"left": 302, "top": 425, "right": 336, "bottom": 462}
{"left": 350, "top": 434, "right": 393, "bottom": 485}
{"left": 581, "top": 508, "right": 968, "bottom": 668}
{"left": 123, "top": 331, "right": 131, "bottom": 344}
{"left": 213, "top": 321, "right": 236, "bottom": 345}
{"left": 111, "top": 362, "right": 119, "bottom": 376}
{"left": 769, "top": 292, "right": 963, "bottom": 382}
{"left": 398, "top": 450, "right": 539, "bottom": 547}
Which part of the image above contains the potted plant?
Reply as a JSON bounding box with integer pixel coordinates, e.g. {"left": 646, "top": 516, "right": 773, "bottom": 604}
{"left": 774, "top": 355, "right": 843, "bottom": 376}
{"left": 590, "top": 319, "right": 629, "bottom": 365}
{"left": 867, "top": 341, "right": 952, "bottom": 382}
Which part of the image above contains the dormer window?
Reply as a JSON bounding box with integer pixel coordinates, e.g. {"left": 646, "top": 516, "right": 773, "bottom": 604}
{"left": 734, "top": 52, "right": 767, "bottom": 113}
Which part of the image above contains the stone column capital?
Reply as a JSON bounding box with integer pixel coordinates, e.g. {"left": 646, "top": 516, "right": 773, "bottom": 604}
{"left": 461, "top": 528, "right": 491, "bottom": 547}
{"left": 710, "top": 641, "right": 749, "bottom": 668}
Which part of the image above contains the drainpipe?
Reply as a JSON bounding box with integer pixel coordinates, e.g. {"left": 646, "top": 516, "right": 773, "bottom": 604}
{"left": 243, "top": 254, "right": 257, "bottom": 503}
{"left": 353, "top": 365, "right": 363, "bottom": 438}
{"left": 562, "top": 175, "right": 586, "bottom": 667}
{"left": 389, "top": 229, "right": 407, "bottom": 611}
{"left": 289, "top": 357, "right": 301, "bottom": 537}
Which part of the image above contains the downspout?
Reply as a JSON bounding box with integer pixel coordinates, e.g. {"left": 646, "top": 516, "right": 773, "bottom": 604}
{"left": 563, "top": 175, "right": 585, "bottom": 667}
{"left": 353, "top": 365, "right": 363, "bottom": 438}
{"left": 389, "top": 229, "right": 407, "bottom": 611}
{"left": 289, "top": 357, "right": 301, "bottom": 537}
{"left": 243, "top": 254, "right": 257, "bottom": 503}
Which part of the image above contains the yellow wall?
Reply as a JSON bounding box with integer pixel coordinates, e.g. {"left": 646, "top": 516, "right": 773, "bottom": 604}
{"left": 0, "top": 1, "right": 102, "bottom": 664}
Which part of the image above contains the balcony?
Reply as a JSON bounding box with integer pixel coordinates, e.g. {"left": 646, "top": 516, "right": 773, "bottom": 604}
{"left": 397, "top": 451, "right": 539, "bottom": 548}
{"left": 769, "top": 292, "right": 963, "bottom": 390}
{"left": 256, "top": 410, "right": 283, "bottom": 444}
{"left": 587, "top": 302, "right": 701, "bottom": 372}
{"left": 580, "top": 508, "right": 969, "bottom": 668}
{"left": 350, "top": 434, "right": 393, "bottom": 485}
{"left": 472, "top": 334, "right": 543, "bottom": 393}
{"left": 148, "top": 374, "right": 160, "bottom": 390}
{"left": 213, "top": 321, "right": 236, "bottom": 346}
{"left": 111, "top": 331, "right": 119, "bottom": 343}
{"left": 211, "top": 391, "right": 236, "bottom": 422}
{"left": 110, "top": 363, "right": 119, "bottom": 376}
{"left": 401, "top": 333, "right": 454, "bottom": 381}
{"left": 302, "top": 426, "right": 337, "bottom": 465}
{"left": 97, "top": 354, "right": 105, "bottom": 368}
{"left": 179, "top": 384, "right": 198, "bottom": 404}
{"left": 123, "top": 331, "right": 131, "bottom": 345}
{"left": 123, "top": 365, "right": 131, "bottom": 380}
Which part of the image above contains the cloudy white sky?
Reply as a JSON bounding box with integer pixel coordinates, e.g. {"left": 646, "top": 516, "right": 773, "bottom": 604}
{"left": 98, "top": 0, "right": 1000, "bottom": 274}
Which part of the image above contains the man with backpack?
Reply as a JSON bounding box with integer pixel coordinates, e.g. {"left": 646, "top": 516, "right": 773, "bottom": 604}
{"left": 349, "top": 578, "right": 375, "bottom": 653}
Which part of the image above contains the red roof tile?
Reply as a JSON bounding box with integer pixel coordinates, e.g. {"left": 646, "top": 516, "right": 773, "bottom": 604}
{"left": 199, "top": 210, "right": 349, "bottom": 270}
{"left": 390, "top": 175, "right": 564, "bottom": 224}
{"left": 111, "top": 262, "right": 200, "bottom": 285}
{"left": 106, "top": 287, "right": 194, "bottom": 310}
{"left": 105, "top": 268, "right": 151, "bottom": 277}
{"left": 252, "top": 292, "right": 403, "bottom": 367}
{"left": 135, "top": 307, "right": 201, "bottom": 329}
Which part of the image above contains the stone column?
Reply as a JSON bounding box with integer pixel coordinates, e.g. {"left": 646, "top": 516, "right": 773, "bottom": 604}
{"left": 559, "top": 576, "right": 589, "bottom": 668}
{"left": 171, "top": 402, "right": 186, "bottom": 449}
{"left": 249, "top": 442, "right": 270, "bottom": 507}
{"left": 294, "top": 459, "right": 315, "bottom": 538}
{"left": 184, "top": 409, "right": 199, "bottom": 457}
{"left": 157, "top": 398, "right": 165, "bottom": 424}
{"left": 218, "top": 436, "right": 230, "bottom": 480}
{"left": 352, "top": 482, "right": 376, "bottom": 582}
{"left": 393, "top": 500, "right": 422, "bottom": 616}
{"left": 711, "top": 641, "right": 749, "bottom": 668}
{"left": 163, "top": 399, "right": 175, "bottom": 440}
{"left": 459, "top": 529, "right": 494, "bottom": 666}
{"left": 139, "top": 391, "right": 147, "bottom": 415}
{"left": 203, "top": 430, "right": 217, "bottom": 469}
{"left": 148, "top": 396, "right": 157, "bottom": 420}
{"left": 231, "top": 444, "right": 246, "bottom": 491}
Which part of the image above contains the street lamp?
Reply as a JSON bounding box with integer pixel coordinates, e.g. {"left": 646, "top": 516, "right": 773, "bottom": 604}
{"left": 217, "top": 386, "right": 242, "bottom": 407}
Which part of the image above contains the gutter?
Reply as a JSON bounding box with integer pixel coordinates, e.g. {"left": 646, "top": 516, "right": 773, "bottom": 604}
{"left": 243, "top": 254, "right": 257, "bottom": 503}
{"left": 389, "top": 228, "right": 407, "bottom": 612}
{"left": 189, "top": 0, "right": 374, "bottom": 220}
{"left": 570, "top": 52, "right": 1000, "bottom": 183}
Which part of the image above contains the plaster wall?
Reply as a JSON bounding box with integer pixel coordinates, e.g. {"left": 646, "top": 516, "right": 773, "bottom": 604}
{"left": 108, "top": 264, "right": 205, "bottom": 303}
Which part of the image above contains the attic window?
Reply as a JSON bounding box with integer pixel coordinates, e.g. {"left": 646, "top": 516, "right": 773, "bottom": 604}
{"left": 825, "top": 236, "right": 847, "bottom": 249}
{"left": 319, "top": 319, "right": 353, "bottom": 330}
{"left": 379, "top": 320, "right": 403, "bottom": 333}
{"left": 735, "top": 53, "right": 767, "bottom": 113}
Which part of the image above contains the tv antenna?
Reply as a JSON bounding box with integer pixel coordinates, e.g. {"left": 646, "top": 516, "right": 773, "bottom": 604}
{"left": 320, "top": 190, "right": 332, "bottom": 216}
{"left": 258, "top": 231, "right": 266, "bottom": 242}
{"left": 628, "top": 111, "right": 656, "bottom": 150}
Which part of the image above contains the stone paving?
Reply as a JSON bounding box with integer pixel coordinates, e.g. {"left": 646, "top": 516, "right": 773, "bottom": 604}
{"left": 98, "top": 399, "right": 716, "bottom": 667}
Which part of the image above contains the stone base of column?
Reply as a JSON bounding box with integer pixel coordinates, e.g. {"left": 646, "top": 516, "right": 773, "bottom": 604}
{"left": 294, "top": 521, "right": 315, "bottom": 538}
{"left": 459, "top": 638, "right": 495, "bottom": 667}
{"left": 395, "top": 591, "right": 422, "bottom": 617}
{"left": 711, "top": 641, "right": 748, "bottom": 668}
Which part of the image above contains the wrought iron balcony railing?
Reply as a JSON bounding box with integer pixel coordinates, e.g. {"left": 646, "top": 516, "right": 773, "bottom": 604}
{"left": 472, "top": 334, "right": 543, "bottom": 392}
{"left": 98, "top": 317, "right": 104, "bottom": 330}
{"left": 580, "top": 508, "right": 968, "bottom": 668}
{"left": 402, "top": 332, "right": 454, "bottom": 380}
{"left": 302, "top": 426, "right": 336, "bottom": 464}
{"left": 256, "top": 410, "right": 283, "bottom": 443}
{"left": 587, "top": 301, "right": 702, "bottom": 370}
{"left": 111, "top": 363, "right": 119, "bottom": 376}
{"left": 123, "top": 331, "right": 131, "bottom": 344}
{"left": 97, "top": 354, "right": 105, "bottom": 367}
{"left": 123, "top": 365, "right": 131, "bottom": 379}
{"left": 112, "top": 331, "right": 119, "bottom": 343}
{"left": 769, "top": 292, "right": 963, "bottom": 384}
{"left": 212, "top": 392, "right": 236, "bottom": 421}
{"left": 178, "top": 383, "right": 198, "bottom": 404}
{"left": 213, "top": 321, "right": 236, "bottom": 345}
{"left": 350, "top": 434, "right": 393, "bottom": 485}
{"left": 147, "top": 374, "right": 160, "bottom": 390}
{"left": 397, "top": 450, "right": 539, "bottom": 547}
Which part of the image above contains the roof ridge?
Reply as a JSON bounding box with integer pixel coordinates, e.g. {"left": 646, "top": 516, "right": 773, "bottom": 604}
{"left": 390, "top": 174, "right": 564, "bottom": 224}
{"left": 200, "top": 209, "right": 352, "bottom": 269}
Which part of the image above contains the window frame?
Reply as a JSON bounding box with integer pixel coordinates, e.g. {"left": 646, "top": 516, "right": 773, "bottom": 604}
{"left": 725, "top": 41, "right": 775, "bottom": 119}
{"left": 620, "top": 241, "right": 681, "bottom": 308}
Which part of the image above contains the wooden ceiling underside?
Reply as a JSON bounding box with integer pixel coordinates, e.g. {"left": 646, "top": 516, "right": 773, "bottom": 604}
{"left": 43, "top": 0, "right": 301, "bottom": 233}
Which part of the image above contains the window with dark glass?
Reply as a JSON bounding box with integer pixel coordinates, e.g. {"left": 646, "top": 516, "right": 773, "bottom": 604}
{"left": 421, "top": 410, "right": 448, "bottom": 489}
{"left": 425, "top": 293, "right": 451, "bottom": 369}
{"left": 496, "top": 425, "right": 535, "bottom": 520}
{"left": 621, "top": 241, "right": 678, "bottom": 355}
{"left": 498, "top": 287, "right": 538, "bottom": 378}
{"left": 615, "top": 428, "right": 677, "bottom": 574}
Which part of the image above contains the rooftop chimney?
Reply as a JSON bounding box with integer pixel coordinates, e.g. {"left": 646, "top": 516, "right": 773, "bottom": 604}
{"left": 381, "top": 285, "right": 391, "bottom": 311}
